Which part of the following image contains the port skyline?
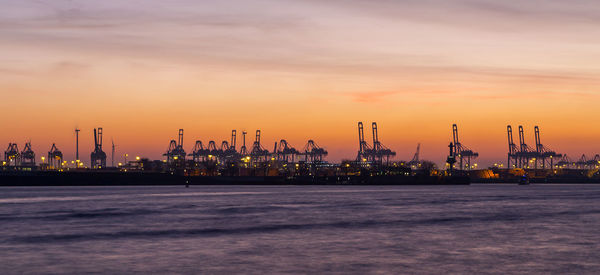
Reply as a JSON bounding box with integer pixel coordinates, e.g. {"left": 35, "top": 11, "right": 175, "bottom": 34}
{"left": 2, "top": 122, "right": 598, "bottom": 169}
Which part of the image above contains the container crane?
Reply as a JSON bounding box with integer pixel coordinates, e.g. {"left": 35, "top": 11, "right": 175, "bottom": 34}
{"left": 516, "top": 125, "right": 536, "bottom": 168}
{"left": 164, "top": 129, "right": 186, "bottom": 167}
{"left": 407, "top": 143, "right": 421, "bottom": 168}
{"left": 452, "top": 124, "right": 478, "bottom": 170}
{"left": 302, "top": 140, "right": 328, "bottom": 163}
{"left": 507, "top": 125, "right": 519, "bottom": 168}
{"left": 48, "top": 143, "right": 63, "bottom": 169}
{"left": 4, "top": 143, "right": 19, "bottom": 166}
{"left": 371, "top": 122, "right": 396, "bottom": 164}
{"left": 250, "top": 130, "right": 270, "bottom": 163}
{"left": 276, "top": 139, "right": 299, "bottom": 163}
{"left": 356, "top": 122, "right": 372, "bottom": 162}
{"left": 534, "top": 126, "right": 561, "bottom": 169}
{"left": 91, "top": 128, "right": 107, "bottom": 169}
{"left": 20, "top": 142, "right": 36, "bottom": 167}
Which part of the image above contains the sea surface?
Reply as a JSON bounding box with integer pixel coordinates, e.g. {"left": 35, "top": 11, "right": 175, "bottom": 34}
{"left": 1, "top": 184, "right": 600, "bottom": 274}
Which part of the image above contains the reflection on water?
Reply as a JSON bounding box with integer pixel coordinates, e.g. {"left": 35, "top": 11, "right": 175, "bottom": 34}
{"left": 1, "top": 185, "right": 600, "bottom": 274}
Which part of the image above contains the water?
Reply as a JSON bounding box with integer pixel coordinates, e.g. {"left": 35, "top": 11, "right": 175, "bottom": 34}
{"left": 1, "top": 184, "right": 600, "bottom": 274}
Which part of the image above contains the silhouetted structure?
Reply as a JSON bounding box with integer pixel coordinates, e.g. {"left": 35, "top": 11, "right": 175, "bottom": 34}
{"left": 48, "top": 143, "right": 63, "bottom": 169}
{"left": 371, "top": 122, "right": 396, "bottom": 164}
{"left": 91, "top": 128, "right": 107, "bottom": 169}
{"left": 189, "top": 140, "right": 207, "bottom": 162}
{"left": 356, "top": 122, "right": 396, "bottom": 164}
{"left": 508, "top": 125, "right": 562, "bottom": 169}
{"left": 301, "top": 140, "right": 328, "bottom": 163}
{"left": 250, "top": 130, "right": 269, "bottom": 164}
{"left": 75, "top": 128, "right": 80, "bottom": 161}
{"left": 507, "top": 125, "right": 519, "bottom": 168}
{"left": 408, "top": 143, "right": 421, "bottom": 168}
{"left": 534, "top": 126, "right": 561, "bottom": 169}
{"left": 452, "top": 124, "right": 478, "bottom": 170}
{"left": 20, "top": 142, "right": 35, "bottom": 167}
{"left": 164, "top": 129, "right": 186, "bottom": 168}
{"left": 275, "top": 139, "right": 299, "bottom": 163}
{"left": 446, "top": 142, "right": 456, "bottom": 175}
{"left": 356, "top": 122, "right": 372, "bottom": 162}
{"left": 4, "top": 143, "right": 19, "bottom": 166}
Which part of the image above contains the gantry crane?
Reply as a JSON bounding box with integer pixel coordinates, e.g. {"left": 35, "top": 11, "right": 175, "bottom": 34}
{"left": 534, "top": 126, "right": 561, "bottom": 169}
{"left": 356, "top": 122, "right": 372, "bottom": 161}
{"left": 20, "top": 142, "right": 36, "bottom": 167}
{"left": 507, "top": 125, "right": 519, "bottom": 168}
{"left": 452, "top": 124, "right": 478, "bottom": 170}
{"left": 4, "top": 143, "right": 19, "bottom": 166}
{"left": 407, "top": 143, "right": 421, "bottom": 168}
{"left": 164, "top": 129, "right": 186, "bottom": 168}
{"left": 91, "top": 128, "right": 107, "bottom": 169}
{"left": 371, "top": 122, "right": 396, "bottom": 164}
{"left": 250, "top": 130, "right": 269, "bottom": 163}
{"left": 275, "top": 139, "right": 299, "bottom": 163}
{"left": 302, "top": 140, "right": 328, "bottom": 163}
{"left": 48, "top": 143, "right": 63, "bottom": 169}
{"left": 239, "top": 131, "right": 248, "bottom": 156}
{"left": 516, "top": 125, "right": 537, "bottom": 168}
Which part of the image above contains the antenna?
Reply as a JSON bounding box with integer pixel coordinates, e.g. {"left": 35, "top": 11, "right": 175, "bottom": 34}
{"left": 111, "top": 138, "right": 116, "bottom": 167}
{"left": 75, "top": 128, "right": 80, "bottom": 161}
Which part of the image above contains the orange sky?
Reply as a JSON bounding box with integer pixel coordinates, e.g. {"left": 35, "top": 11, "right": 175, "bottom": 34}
{"left": 1, "top": 0, "right": 600, "bottom": 166}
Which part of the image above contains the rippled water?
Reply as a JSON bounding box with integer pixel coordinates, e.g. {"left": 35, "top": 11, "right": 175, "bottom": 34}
{"left": 1, "top": 184, "right": 600, "bottom": 274}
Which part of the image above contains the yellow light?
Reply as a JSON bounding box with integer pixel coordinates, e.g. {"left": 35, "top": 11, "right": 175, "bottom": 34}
{"left": 118, "top": 163, "right": 123, "bottom": 166}
{"left": 174, "top": 156, "right": 178, "bottom": 160}
{"left": 136, "top": 156, "right": 140, "bottom": 161}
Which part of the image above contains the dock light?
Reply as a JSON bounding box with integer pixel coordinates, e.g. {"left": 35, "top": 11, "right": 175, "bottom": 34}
{"left": 136, "top": 156, "right": 140, "bottom": 161}
{"left": 2, "top": 161, "right": 6, "bottom": 165}
{"left": 208, "top": 155, "right": 213, "bottom": 158}
{"left": 41, "top": 157, "right": 45, "bottom": 162}
{"left": 118, "top": 163, "right": 122, "bottom": 166}
{"left": 174, "top": 156, "right": 178, "bottom": 160}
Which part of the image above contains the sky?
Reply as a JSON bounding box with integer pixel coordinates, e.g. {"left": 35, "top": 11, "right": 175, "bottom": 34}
{"left": 1, "top": 0, "right": 600, "bottom": 166}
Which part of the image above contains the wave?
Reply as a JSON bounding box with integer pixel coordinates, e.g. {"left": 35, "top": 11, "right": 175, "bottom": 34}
{"left": 0, "top": 208, "right": 158, "bottom": 221}
{"left": 0, "top": 191, "right": 273, "bottom": 204}
{"left": 10, "top": 208, "right": 600, "bottom": 244}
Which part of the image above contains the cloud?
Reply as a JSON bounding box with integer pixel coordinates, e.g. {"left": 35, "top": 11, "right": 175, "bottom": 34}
{"left": 302, "top": 0, "right": 600, "bottom": 31}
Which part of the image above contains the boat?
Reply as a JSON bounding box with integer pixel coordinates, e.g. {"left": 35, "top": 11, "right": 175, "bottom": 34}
{"left": 518, "top": 173, "right": 530, "bottom": 185}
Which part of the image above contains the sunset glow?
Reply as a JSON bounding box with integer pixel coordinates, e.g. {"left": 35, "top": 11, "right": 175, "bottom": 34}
{"left": 2, "top": 0, "right": 600, "bottom": 165}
